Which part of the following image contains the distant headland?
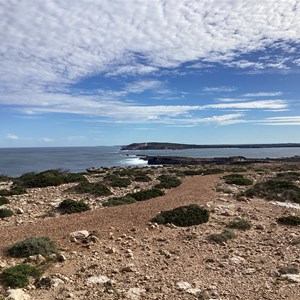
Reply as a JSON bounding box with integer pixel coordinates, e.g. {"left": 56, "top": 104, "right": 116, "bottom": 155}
{"left": 121, "top": 142, "right": 300, "bottom": 150}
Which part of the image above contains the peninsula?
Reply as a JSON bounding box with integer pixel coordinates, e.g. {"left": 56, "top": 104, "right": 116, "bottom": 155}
{"left": 121, "top": 142, "right": 300, "bottom": 150}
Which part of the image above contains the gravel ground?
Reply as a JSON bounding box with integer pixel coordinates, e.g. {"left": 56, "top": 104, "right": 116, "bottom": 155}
{"left": 1, "top": 171, "right": 300, "bottom": 300}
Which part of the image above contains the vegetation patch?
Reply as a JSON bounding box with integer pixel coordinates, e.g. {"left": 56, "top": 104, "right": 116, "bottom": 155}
{"left": 0, "top": 208, "right": 13, "bottom": 218}
{"left": 0, "top": 185, "right": 26, "bottom": 196}
{"left": 151, "top": 204, "right": 209, "bottom": 227}
{"left": 129, "top": 188, "right": 164, "bottom": 201}
{"left": 1, "top": 263, "right": 41, "bottom": 288}
{"left": 208, "top": 230, "right": 235, "bottom": 244}
{"left": 227, "top": 219, "right": 252, "bottom": 230}
{"left": 202, "top": 168, "right": 224, "bottom": 175}
{"left": 154, "top": 175, "right": 182, "bottom": 189}
{"left": 133, "top": 173, "right": 152, "bottom": 182}
{"left": 14, "top": 169, "right": 86, "bottom": 189}
{"left": 58, "top": 199, "right": 90, "bottom": 214}
{"left": 223, "top": 174, "right": 253, "bottom": 186}
{"left": 241, "top": 179, "right": 300, "bottom": 203}
{"left": 7, "top": 236, "right": 57, "bottom": 258}
{"left": 0, "top": 196, "right": 9, "bottom": 206}
{"left": 103, "top": 196, "right": 136, "bottom": 207}
{"left": 104, "top": 174, "right": 131, "bottom": 187}
{"left": 277, "top": 215, "right": 300, "bottom": 226}
{"left": 0, "top": 175, "right": 11, "bottom": 182}
{"left": 71, "top": 181, "right": 112, "bottom": 196}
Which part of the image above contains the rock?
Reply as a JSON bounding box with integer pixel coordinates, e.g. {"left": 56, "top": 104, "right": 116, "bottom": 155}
{"left": 26, "top": 254, "right": 46, "bottom": 265}
{"left": 15, "top": 208, "right": 24, "bottom": 214}
{"left": 86, "top": 275, "right": 110, "bottom": 284}
{"left": 121, "top": 264, "right": 137, "bottom": 273}
{"left": 281, "top": 274, "right": 300, "bottom": 283}
{"left": 176, "top": 281, "right": 191, "bottom": 291}
{"left": 6, "top": 289, "right": 31, "bottom": 300}
{"left": 230, "top": 255, "right": 246, "bottom": 264}
{"left": 57, "top": 254, "right": 67, "bottom": 262}
{"left": 126, "top": 287, "right": 146, "bottom": 299}
{"left": 69, "top": 230, "right": 89, "bottom": 240}
{"left": 278, "top": 266, "right": 299, "bottom": 275}
{"left": 186, "top": 288, "right": 202, "bottom": 296}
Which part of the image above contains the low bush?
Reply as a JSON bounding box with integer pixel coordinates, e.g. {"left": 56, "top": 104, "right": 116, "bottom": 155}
{"left": 15, "top": 169, "right": 86, "bottom": 188}
{"left": 277, "top": 215, "right": 300, "bottom": 226}
{"left": 133, "top": 174, "right": 152, "bottom": 182}
{"left": 71, "top": 182, "right": 112, "bottom": 196}
{"left": 0, "top": 185, "right": 26, "bottom": 196}
{"left": 227, "top": 219, "right": 252, "bottom": 230}
{"left": 223, "top": 174, "right": 253, "bottom": 186}
{"left": 241, "top": 179, "right": 300, "bottom": 203}
{"left": 154, "top": 175, "right": 182, "bottom": 189}
{"left": 104, "top": 175, "right": 131, "bottom": 187}
{"left": 0, "top": 175, "right": 11, "bottom": 182}
{"left": 0, "top": 196, "right": 9, "bottom": 206}
{"left": 208, "top": 230, "right": 235, "bottom": 244}
{"left": 0, "top": 208, "right": 13, "bottom": 218}
{"left": 7, "top": 236, "right": 57, "bottom": 258}
{"left": 202, "top": 168, "right": 224, "bottom": 175}
{"left": 129, "top": 188, "right": 164, "bottom": 201}
{"left": 1, "top": 263, "right": 41, "bottom": 288}
{"left": 58, "top": 199, "right": 90, "bottom": 214}
{"left": 151, "top": 204, "right": 209, "bottom": 227}
{"left": 103, "top": 196, "right": 136, "bottom": 207}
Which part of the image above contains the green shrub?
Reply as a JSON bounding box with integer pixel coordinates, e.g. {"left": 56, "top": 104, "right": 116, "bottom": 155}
{"left": 129, "top": 188, "right": 164, "bottom": 201}
{"left": 223, "top": 174, "right": 253, "bottom": 186}
{"left": 58, "top": 199, "right": 90, "bottom": 214}
{"left": 0, "top": 175, "right": 11, "bottom": 182}
{"left": 0, "top": 208, "right": 13, "bottom": 218}
{"left": 277, "top": 215, "right": 300, "bottom": 226}
{"left": 154, "top": 175, "right": 182, "bottom": 189}
{"left": 227, "top": 219, "right": 252, "bottom": 230}
{"left": 202, "top": 168, "right": 224, "bottom": 175}
{"left": 103, "top": 196, "right": 136, "bottom": 207}
{"left": 15, "top": 169, "right": 86, "bottom": 188}
{"left": 0, "top": 185, "right": 26, "bottom": 196}
{"left": 71, "top": 182, "right": 112, "bottom": 196}
{"left": 242, "top": 179, "right": 300, "bottom": 203}
{"left": 151, "top": 204, "right": 209, "bottom": 227}
{"left": 1, "top": 264, "right": 41, "bottom": 288}
{"left": 208, "top": 230, "right": 235, "bottom": 244}
{"left": 106, "top": 176, "right": 131, "bottom": 187}
{"left": 133, "top": 174, "right": 151, "bottom": 182}
{"left": 7, "top": 236, "right": 57, "bottom": 258}
{"left": 0, "top": 196, "right": 9, "bottom": 206}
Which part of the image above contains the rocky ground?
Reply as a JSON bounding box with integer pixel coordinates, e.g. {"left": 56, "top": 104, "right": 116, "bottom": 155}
{"left": 0, "top": 163, "right": 299, "bottom": 300}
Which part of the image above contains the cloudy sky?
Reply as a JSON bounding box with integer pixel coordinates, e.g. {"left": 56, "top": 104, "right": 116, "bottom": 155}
{"left": 1, "top": 0, "right": 300, "bottom": 147}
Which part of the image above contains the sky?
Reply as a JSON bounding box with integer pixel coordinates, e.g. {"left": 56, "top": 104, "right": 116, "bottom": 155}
{"left": 1, "top": 0, "right": 300, "bottom": 147}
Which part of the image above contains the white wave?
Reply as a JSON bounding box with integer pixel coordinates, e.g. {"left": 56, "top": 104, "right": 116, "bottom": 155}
{"left": 120, "top": 156, "right": 148, "bottom": 166}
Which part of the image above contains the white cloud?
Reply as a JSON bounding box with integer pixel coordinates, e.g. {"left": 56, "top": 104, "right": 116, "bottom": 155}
{"left": 258, "top": 115, "right": 300, "bottom": 126}
{"left": 206, "top": 100, "right": 287, "bottom": 110}
{"left": 243, "top": 92, "right": 283, "bottom": 97}
{"left": 203, "top": 86, "right": 236, "bottom": 93}
{"left": 6, "top": 133, "right": 19, "bottom": 140}
{"left": 0, "top": 0, "right": 299, "bottom": 125}
{"left": 42, "top": 138, "right": 54, "bottom": 143}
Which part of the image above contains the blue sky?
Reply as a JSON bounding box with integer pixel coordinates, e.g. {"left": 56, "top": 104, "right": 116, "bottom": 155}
{"left": 1, "top": 0, "right": 300, "bottom": 147}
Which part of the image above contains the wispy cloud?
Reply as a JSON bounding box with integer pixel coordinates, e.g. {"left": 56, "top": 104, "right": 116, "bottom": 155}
{"left": 243, "top": 92, "right": 283, "bottom": 97}
{"left": 6, "top": 133, "right": 19, "bottom": 140}
{"left": 203, "top": 86, "right": 236, "bottom": 93}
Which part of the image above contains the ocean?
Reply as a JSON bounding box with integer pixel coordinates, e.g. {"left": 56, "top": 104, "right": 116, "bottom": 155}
{"left": 0, "top": 146, "right": 300, "bottom": 177}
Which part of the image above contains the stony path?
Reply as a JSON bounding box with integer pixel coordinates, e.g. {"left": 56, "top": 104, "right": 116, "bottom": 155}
{"left": 0, "top": 174, "right": 218, "bottom": 250}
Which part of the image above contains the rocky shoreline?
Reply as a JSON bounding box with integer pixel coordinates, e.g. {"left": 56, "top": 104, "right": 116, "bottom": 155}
{"left": 0, "top": 162, "right": 299, "bottom": 299}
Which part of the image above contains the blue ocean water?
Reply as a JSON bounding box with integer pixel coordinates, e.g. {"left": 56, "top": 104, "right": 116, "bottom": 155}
{"left": 0, "top": 146, "right": 299, "bottom": 177}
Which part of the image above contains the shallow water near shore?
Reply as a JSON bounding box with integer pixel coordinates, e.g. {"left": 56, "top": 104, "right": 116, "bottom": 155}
{"left": 0, "top": 146, "right": 299, "bottom": 177}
